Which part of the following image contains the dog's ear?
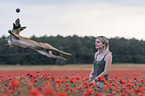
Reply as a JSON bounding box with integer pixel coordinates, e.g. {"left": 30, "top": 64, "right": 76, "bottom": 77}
{"left": 20, "top": 26, "right": 26, "bottom": 31}
{"left": 13, "top": 23, "right": 16, "bottom": 29}
{"left": 15, "top": 18, "right": 20, "bottom": 24}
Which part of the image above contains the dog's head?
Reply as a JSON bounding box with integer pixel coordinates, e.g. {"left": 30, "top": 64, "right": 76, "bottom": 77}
{"left": 15, "top": 18, "right": 20, "bottom": 25}
{"left": 12, "top": 18, "right": 26, "bottom": 35}
{"left": 13, "top": 18, "right": 21, "bottom": 30}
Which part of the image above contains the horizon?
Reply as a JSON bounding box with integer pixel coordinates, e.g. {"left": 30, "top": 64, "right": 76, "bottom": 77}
{"left": 1, "top": 33, "right": 144, "bottom": 41}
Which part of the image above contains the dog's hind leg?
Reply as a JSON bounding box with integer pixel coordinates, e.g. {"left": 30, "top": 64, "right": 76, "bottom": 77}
{"left": 38, "top": 42, "right": 72, "bottom": 56}
{"left": 35, "top": 50, "right": 68, "bottom": 61}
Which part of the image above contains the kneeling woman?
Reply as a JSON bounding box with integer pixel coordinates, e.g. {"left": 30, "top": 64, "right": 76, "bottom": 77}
{"left": 89, "top": 36, "right": 112, "bottom": 83}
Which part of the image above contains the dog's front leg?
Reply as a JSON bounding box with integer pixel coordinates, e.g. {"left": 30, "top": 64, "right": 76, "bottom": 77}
{"left": 8, "top": 30, "right": 20, "bottom": 40}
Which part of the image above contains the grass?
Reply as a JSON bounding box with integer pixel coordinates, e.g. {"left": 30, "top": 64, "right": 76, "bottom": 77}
{"left": 0, "top": 63, "right": 145, "bottom": 70}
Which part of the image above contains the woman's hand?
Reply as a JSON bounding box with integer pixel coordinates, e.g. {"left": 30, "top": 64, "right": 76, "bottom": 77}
{"left": 95, "top": 77, "right": 99, "bottom": 81}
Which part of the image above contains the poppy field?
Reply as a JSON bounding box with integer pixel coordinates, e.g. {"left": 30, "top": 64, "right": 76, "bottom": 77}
{"left": 0, "top": 64, "right": 145, "bottom": 96}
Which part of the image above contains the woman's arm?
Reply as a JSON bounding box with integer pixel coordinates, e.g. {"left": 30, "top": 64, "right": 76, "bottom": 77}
{"left": 90, "top": 68, "right": 94, "bottom": 75}
{"left": 89, "top": 52, "right": 98, "bottom": 81}
{"left": 89, "top": 68, "right": 94, "bottom": 81}
{"left": 95, "top": 53, "right": 112, "bottom": 79}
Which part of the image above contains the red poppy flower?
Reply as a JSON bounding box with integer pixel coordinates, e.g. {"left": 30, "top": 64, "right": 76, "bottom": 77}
{"left": 29, "top": 87, "right": 41, "bottom": 96}
{"left": 11, "top": 80, "right": 20, "bottom": 89}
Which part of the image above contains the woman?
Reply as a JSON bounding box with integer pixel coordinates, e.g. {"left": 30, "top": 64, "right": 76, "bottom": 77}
{"left": 89, "top": 36, "right": 112, "bottom": 83}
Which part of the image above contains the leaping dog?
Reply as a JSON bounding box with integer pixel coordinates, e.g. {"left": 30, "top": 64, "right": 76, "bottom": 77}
{"left": 5, "top": 18, "right": 72, "bottom": 61}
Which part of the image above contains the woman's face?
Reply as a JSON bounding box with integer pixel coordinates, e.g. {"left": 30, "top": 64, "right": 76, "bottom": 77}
{"left": 95, "top": 39, "right": 105, "bottom": 49}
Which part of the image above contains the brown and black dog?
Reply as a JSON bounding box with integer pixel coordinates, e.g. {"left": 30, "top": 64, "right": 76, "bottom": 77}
{"left": 5, "top": 18, "right": 72, "bottom": 61}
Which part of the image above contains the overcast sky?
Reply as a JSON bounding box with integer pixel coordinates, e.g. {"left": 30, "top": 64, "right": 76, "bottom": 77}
{"left": 1, "top": 0, "right": 145, "bottom": 40}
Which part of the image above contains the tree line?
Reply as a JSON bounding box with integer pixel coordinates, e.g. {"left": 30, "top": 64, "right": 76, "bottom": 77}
{"left": 0, "top": 35, "right": 145, "bottom": 65}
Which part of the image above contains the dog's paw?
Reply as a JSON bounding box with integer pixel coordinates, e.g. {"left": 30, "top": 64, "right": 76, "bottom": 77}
{"left": 8, "top": 30, "right": 11, "bottom": 33}
{"left": 5, "top": 44, "right": 14, "bottom": 48}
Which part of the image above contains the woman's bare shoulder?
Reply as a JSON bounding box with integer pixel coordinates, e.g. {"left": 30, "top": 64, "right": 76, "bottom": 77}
{"left": 106, "top": 52, "right": 112, "bottom": 59}
{"left": 105, "top": 51, "right": 112, "bottom": 60}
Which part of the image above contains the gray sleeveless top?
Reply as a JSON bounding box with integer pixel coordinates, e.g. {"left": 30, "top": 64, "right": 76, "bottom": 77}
{"left": 92, "top": 51, "right": 111, "bottom": 81}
